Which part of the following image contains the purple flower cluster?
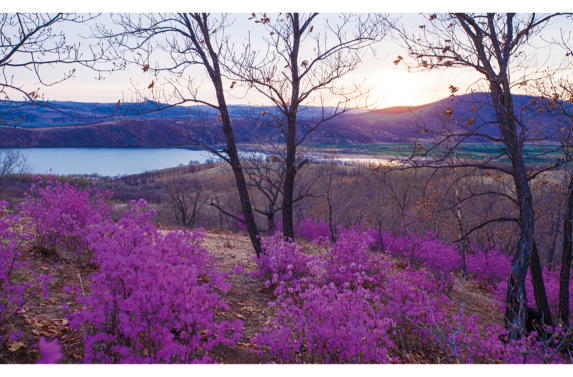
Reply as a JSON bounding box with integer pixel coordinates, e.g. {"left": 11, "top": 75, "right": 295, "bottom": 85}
{"left": 466, "top": 243, "right": 512, "bottom": 285}
{"left": 0, "top": 201, "right": 50, "bottom": 344}
{"left": 20, "top": 176, "right": 112, "bottom": 260}
{"left": 250, "top": 234, "right": 316, "bottom": 287}
{"left": 66, "top": 199, "right": 243, "bottom": 363}
{"left": 37, "top": 336, "right": 63, "bottom": 364}
{"left": 250, "top": 220, "right": 572, "bottom": 363}
{"left": 293, "top": 217, "right": 331, "bottom": 243}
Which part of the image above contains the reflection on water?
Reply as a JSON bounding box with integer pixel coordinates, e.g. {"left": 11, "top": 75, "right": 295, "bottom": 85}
{"left": 21, "top": 148, "right": 219, "bottom": 176}
{"left": 19, "top": 148, "right": 409, "bottom": 177}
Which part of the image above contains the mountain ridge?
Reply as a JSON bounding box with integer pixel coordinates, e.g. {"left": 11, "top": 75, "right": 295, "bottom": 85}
{"left": 0, "top": 93, "right": 568, "bottom": 148}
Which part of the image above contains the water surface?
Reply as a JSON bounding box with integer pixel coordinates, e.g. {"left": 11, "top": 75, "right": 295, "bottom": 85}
{"left": 21, "top": 148, "right": 218, "bottom": 176}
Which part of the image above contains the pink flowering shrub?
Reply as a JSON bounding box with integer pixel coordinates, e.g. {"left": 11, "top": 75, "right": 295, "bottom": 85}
{"left": 236, "top": 215, "right": 247, "bottom": 232}
{"left": 66, "top": 200, "right": 242, "bottom": 363}
{"left": 492, "top": 264, "right": 573, "bottom": 324}
{"left": 526, "top": 266, "right": 572, "bottom": 318}
{"left": 0, "top": 201, "right": 50, "bottom": 344}
{"left": 20, "top": 176, "right": 113, "bottom": 260}
{"left": 250, "top": 234, "right": 317, "bottom": 287}
{"left": 466, "top": 243, "right": 512, "bottom": 285}
{"left": 381, "top": 230, "right": 462, "bottom": 282}
{"left": 253, "top": 282, "right": 397, "bottom": 363}
{"left": 250, "top": 218, "right": 573, "bottom": 364}
{"left": 294, "top": 217, "right": 330, "bottom": 243}
{"left": 37, "top": 336, "right": 63, "bottom": 364}
{"left": 251, "top": 224, "right": 506, "bottom": 363}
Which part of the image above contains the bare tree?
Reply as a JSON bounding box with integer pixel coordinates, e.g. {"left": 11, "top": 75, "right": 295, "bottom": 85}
{"left": 0, "top": 148, "right": 32, "bottom": 193}
{"left": 161, "top": 174, "right": 208, "bottom": 229}
{"left": 93, "top": 13, "right": 265, "bottom": 256}
{"left": 239, "top": 142, "right": 319, "bottom": 234}
{"left": 527, "top": 54, "right": 573, "bottom": 327}
{"left": 388, "top": 12, "right": 571, "bottom": 337}
{"left": 314, "top": 149, "right": 357, "bottom": 242}
{"left": 0, "top": 13, "right": 118, "bottom": 127}
{"left": 227, "top": 13, "right": 388, "bottom": 239}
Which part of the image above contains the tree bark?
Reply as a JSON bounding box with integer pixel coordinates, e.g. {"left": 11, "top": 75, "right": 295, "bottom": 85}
{"left": 486, "top": 81, "right": 548, "bottom": 338}
{"left": 282, "top": 139, "right": 297, "bottom": 240}
{"left": 560, "top": 177, "right": 573, "bottom": 327}
{"left": 219, "top": 107, "right": 263, "bottom": 257}
{"left": 281, "top": 14, "right": 302, "bottom": 241}
{"left": 196, "top": 15, "right": 263, "bottom": 257}
{"left": 530, "top": 240, "right": 554, "bottom": 327}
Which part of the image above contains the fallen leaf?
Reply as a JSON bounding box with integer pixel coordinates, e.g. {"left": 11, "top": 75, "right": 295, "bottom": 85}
{"left": 60, "top": 319, "right": 69, "bottom": 326}
{"left": 31, "top": 329, "right": 40, "bottom": 336}
{"left": 8, "top": 342, "right": 26, "bottom": 352}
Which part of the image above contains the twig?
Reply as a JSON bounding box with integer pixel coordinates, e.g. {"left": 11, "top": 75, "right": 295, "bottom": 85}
{"left": 78, "top": 272, "right": 85, "bottom": 297}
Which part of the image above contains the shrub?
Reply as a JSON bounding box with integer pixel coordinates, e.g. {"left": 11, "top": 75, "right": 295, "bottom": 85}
{"left": 294, "top": 217, "right": 330, "bottom": 243}
{"left": 0, "top": 201, "right": 50, "bottom": 344}
{"left": 250, "top": 234, "right": 316, "bottom": 287}
{"left": 20, "top": 176, "right": 113, "bottom": 260}
{"left": 66, "top": 200, "right": 242, "bottom": 363}
{"left": 37, "top": 336, "right": 63, "bottom": 364}
{"left": 252, "top": 283, "right": 397, "bottom": 363}
{"left": 466, "top": 243, "right": 512, "bottom": 285}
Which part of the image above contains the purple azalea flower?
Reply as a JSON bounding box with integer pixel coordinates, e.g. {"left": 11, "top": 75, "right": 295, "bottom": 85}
{"left": 37, "top": 337, "right": 63, "bottom": 364}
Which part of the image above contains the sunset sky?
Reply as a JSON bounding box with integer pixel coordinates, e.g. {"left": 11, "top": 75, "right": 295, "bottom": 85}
{"left": 4, "top": 9, "right": 572, "bottom": 110}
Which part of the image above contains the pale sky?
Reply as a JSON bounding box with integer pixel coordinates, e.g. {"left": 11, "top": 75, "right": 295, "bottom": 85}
{"left": 4, "top": 11, "right": 572, "bottom": 109}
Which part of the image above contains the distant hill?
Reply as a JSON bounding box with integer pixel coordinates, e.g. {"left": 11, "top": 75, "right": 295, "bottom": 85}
{"left": 0, "top": 93, "right": 569, "bottom": 148}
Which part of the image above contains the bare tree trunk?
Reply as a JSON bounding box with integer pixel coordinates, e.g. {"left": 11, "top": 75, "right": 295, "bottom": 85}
{"left": 530, "top": 240, "right": 554, "bottom": 327}
{"left": 219, "top": 110, "right": 263, "bottom": 256}
{"left": 328, "top": 200, "right": 336, "bottom": 243}
{"left": 281, "top": 14, "right": 302, "bottom": 241}
{"left": 282, "top": 139, "right": 297, "bottom": 240}
{"left": 560, "top": 177, "right": 573, "bottom": 327}
{"left": 185, "top": 13, "right": 264, "bottom": 257}
{"left": 487, "top": 82, "right": 548, "bottom": 337}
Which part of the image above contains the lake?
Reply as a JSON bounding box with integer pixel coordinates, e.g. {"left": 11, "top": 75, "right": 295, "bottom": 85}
{"left": 20, "top": 148, "right": 220, "bottom": 177}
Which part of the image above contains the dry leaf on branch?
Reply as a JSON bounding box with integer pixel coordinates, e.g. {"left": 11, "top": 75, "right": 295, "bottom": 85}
{"left": 443, "top": 107, "right": 454, "bottom": 118}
